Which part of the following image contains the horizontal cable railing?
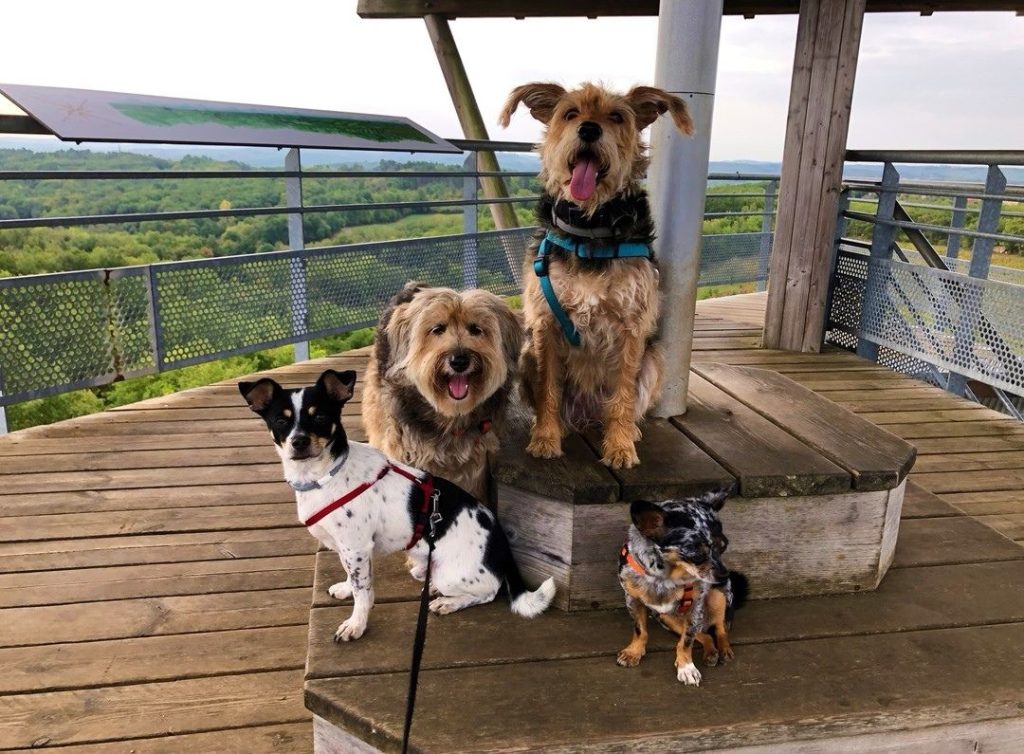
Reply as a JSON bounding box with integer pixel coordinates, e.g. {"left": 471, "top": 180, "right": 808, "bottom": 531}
{"left": 826, "top": 150, "right": 1024, "bottom": 420}
{"left": 0, "top": 140, "right": 778, "bottom": 416}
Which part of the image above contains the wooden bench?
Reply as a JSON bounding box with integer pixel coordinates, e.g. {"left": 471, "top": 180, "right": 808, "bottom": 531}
{"left": 496, "top": 362, "right": 916, "bottom": 609}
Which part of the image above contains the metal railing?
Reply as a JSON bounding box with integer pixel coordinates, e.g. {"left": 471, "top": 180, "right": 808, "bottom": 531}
{"left": 0, "top": 139, "right": 778, "bottom": 421}
{"left": 826, "top": 151, "right": 1024, "bottom": 420}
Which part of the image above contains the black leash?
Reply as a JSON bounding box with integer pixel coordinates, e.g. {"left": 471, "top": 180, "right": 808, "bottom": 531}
{"left": 401, "top": 491, "right": 441, "bottom": 754}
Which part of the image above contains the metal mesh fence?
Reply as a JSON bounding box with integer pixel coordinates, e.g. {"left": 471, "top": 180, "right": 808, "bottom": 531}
{"left": 1, "top": 227, "right": 766, "bottom": 406}
{"left": 827, "top": 249, "right": 1024, "bottom": 397}
{"left": 699, "top": 232, "right": 772, "bottom": 286}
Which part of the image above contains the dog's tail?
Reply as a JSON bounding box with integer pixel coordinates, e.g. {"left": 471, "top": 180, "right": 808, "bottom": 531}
{"left": 726, "top": 571, "right": 749, "bottom": 623}
{"left": 491, "top": 517, "right": 555, "bottom": 617}
{"left": 508, "top": 569, "right": 557, "bottom": 618}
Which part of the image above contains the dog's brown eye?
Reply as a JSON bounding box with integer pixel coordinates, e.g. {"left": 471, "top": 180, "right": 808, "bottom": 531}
{"left": 430, "top": 324, "right": 446, "bottom": 336}
{"left": 609, "top": 111, "right": 624, "bottom": 124}
{"left": 467, "top": 324, "right": 483, "bottom": 336}
{"left": 564, "top": 108, "right": 579, "bottom": 121}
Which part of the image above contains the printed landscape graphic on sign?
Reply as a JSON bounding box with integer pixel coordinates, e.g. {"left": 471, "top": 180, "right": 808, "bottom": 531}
{"left": 0, "top": 83, "right": 457, "bottom": 153}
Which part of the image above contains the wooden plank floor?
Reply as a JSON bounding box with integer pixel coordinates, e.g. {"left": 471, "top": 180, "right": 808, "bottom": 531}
{"left": 1, "top": 292, "right": 1022, "bottom": 752}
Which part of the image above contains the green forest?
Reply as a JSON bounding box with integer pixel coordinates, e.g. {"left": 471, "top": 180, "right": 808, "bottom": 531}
{"left": 2, "top": 147, "right": 1021, "bottom": 431}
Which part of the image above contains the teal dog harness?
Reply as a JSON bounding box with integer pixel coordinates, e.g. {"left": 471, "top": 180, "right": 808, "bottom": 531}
{"left": 533, "top": 230, "right": 653, "bottom": 347}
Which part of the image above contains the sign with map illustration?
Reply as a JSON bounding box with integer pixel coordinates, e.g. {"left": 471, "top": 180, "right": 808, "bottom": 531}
{"left": 0, "top": 83, "right": 458, "bottom": 153}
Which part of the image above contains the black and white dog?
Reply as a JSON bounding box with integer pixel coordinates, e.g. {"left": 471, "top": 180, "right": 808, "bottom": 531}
{"left": 240, "top": 369, "right": 555, "bottom": 642}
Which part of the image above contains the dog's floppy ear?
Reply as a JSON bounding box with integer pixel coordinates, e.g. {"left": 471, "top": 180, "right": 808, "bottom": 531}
{"left": 630, "top": 500, "right": 667, "bottom": 540}
{"left": 625, "top": 86, "right": 694, "bottom": 135}
{"left": 317, "top": 369, "right": 356, "bottom": 404}
{"left": 499, "top": 82, "right": 566, "bottom": 126}
{"left": 239, "top": 378, "right": 280, "bottom": 414}
{"left": 375, "top": 281, "right": 427, "bottom": 373}
{"left": 478, "top": 293, "right": 524, "bottom": 369}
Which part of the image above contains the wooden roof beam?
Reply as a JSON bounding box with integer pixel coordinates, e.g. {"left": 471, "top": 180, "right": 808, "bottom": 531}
{"left": 358, "top": 0, "right": 1024, "bottom": 18}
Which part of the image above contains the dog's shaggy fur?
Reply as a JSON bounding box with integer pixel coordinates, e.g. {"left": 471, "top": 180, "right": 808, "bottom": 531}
{"left": 362, "top": 282, "right": 523, "bottom": 500}
{"left": 499, "top": 82, "right": 693, "bottom": 468}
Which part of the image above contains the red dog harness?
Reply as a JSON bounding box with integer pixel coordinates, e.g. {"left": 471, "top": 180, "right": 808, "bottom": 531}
{"left": 620, "top": 543, "right": 695, "bottom": 614}
{"left": 303, "top": 463, "right": 436, "bottom": 550}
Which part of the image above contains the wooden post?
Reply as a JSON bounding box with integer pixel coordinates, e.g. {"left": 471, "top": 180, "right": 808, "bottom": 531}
{"left": 424, "top": 14, "right": 519, "bottom": 231}
{"left": 763, "top": 0, "right": 866, "bottom": 352}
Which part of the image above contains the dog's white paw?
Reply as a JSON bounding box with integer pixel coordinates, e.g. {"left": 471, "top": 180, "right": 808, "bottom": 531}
{"left": 601, "top": 445, "right": 639, "bottom": 469}
{"left": 333, "top": 617, "right": 367, "bottom": 642}
{"left": 676, "top": 662, "right": 702, "bottom": 686}
{"left": 328, "top": 581, "right": 353, "bottom": 600}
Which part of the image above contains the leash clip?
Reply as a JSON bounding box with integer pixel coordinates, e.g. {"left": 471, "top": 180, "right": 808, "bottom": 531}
{"left": 428, "top": 490, "right": 442, "bottom": 534}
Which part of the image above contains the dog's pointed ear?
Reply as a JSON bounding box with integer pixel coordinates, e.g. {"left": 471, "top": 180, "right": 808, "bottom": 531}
{"left": 317, "top": 369, "right": 356, "bottom": 404}
{"left": 630, "top": 500, "right": 667, "bottom": 540}
{"left": 625, "top": 86, "right": 694, "bottom": 135}
{"left": 239, "top": 378, "right": 280, "bottom": 414}
{"left": 698, "top": 487, "right": 731, "bottom": 512}
{"left": 499, "top": 82, "right": 566, "bottom": 127}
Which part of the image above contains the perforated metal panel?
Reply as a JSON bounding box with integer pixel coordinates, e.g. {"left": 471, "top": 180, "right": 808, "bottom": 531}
{"left": 698, "top": 232, "right": 772, "bottom": 287}
{"left": 827, "top": 249, "right": 1024, "bottom": 397}
{"left": 0, "top": 269, "right": 156, "bottom": 404}
{"left": 1, "top": 227, "right": 769, "bottom": 406}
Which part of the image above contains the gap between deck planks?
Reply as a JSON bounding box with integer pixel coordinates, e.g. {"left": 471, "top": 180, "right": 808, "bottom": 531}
{"left": 1, "top": 293, "right": 1022, "bottom": 753}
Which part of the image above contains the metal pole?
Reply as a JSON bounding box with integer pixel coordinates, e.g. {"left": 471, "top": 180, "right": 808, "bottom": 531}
{"left": 649, "top": 0, "right": 724, "bottom": 418}
{"left": 462, "top": 152, "right": 479, "bottom": 289}
{"left": 756, "top": 179, "right": 776, "bottom": 292}
{"left": 946, "top": 193, "right": 967, "bottom": 259}
{"left": 856, "top": 162, "right": 900, "bottom": 362}
{"left": 286, "top": 148, "right": 310, "bottom": 363}
{"left": 948, "top": 165, "right": 1006, "bottom": 396}
{"left": 0, "top": 376, "right": 7, "bottom": 435}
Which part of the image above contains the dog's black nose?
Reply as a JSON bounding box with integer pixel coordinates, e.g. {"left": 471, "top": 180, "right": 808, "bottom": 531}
{"left": 577, "top": 121, "right": 602, "bottom": 143}
{"left": 291, "top": 434, "right": 311, "bottom": 451}
{"left": 448, "top": 351, "right": 471, "bottom": 373}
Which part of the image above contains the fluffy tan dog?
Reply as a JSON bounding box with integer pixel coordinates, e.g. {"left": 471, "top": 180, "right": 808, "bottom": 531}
{"left": 362, "top": 282, "right": 523, "bottom": 500}
{"left": 499, "top": 82, "right": 693, "bottom": 468}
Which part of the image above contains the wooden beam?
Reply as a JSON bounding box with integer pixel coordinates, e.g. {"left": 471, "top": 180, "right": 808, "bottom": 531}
{"left": 763, "top": 0, "right": 865, "bottom": 352}
{"left": 360, "top": 0, "right": 1024, "bottom": 18}
{"left": 424, "top": 14, "right": 519, "bottom": 231}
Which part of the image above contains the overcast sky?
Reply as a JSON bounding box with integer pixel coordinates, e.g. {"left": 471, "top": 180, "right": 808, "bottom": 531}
{"left": 1, "top": 1, "right": 1021, "bottom": 160}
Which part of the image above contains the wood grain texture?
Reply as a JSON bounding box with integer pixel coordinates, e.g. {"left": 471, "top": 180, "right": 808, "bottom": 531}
{"left": 694, "top": 362, "right": 916, "bottom": 489}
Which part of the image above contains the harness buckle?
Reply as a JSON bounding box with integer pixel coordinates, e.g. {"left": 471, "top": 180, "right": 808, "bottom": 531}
{"left": 532, "top": 254, "right": 550, "bottom": 277}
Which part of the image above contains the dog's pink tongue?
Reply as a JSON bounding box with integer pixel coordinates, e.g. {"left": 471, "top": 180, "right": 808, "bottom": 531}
{"left": 570, "top": 158, "right": 598, "bottom": 202}
{"left": 448, "top": 374, "right": 470, "bottom": 400}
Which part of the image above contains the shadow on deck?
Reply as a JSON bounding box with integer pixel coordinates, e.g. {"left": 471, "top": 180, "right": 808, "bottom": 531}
{"left": 1, "top": 292, "right": 1022, "bottom": 752}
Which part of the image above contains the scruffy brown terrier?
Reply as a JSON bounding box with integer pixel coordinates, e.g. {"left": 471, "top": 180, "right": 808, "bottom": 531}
{"left": 499, "top": 81, "right": 693, "bottom": 468}
{"left": 362, "top": 282, "right": 523, "bottom": 501}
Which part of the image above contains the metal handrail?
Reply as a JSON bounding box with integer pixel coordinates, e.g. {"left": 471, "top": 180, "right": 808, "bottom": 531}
{"left": 846, "top": 149, "right": 1024, "bottom": 166}
{"left": 830, "top": 153, "right": 1024, "bottom": 420}
{"left": 0, "top": 137, "right": 780, "bottom": 423}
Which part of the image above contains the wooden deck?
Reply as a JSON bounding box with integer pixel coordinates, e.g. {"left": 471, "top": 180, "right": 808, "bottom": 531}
{"left": 1, "top": 292, "right": 1022, "bottom": 752}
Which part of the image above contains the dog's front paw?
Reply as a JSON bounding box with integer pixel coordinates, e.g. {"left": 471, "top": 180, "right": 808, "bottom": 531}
{"left": 616, "top": 647, "right": 645, "bottom": 668}
{"left": 333, "top": 617, "right": 367, "bottom": 642}
{"left": 328, "top": 581, "right": 353, "bottom": 600}
{"left": 719, "top": 646, "right": 735, "bottom": 663}
{"left": 601, "top": 443, "right": 639, "bottom": 469}
{"left": 676, "top": 662, "right": 702, "bottom": 686}
{"left": 703, "top": 650, "right": 720, "bottom": 667}
{"left": 526, "top": 433, "right": 563, "bottom": 459}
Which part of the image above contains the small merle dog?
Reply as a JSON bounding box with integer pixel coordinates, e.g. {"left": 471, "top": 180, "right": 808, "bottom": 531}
{"left": 616, "top": 491, "right": 747, "bottom": 686}
{"left": 240, "top": 369, "right": 555, "bottom": 642}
